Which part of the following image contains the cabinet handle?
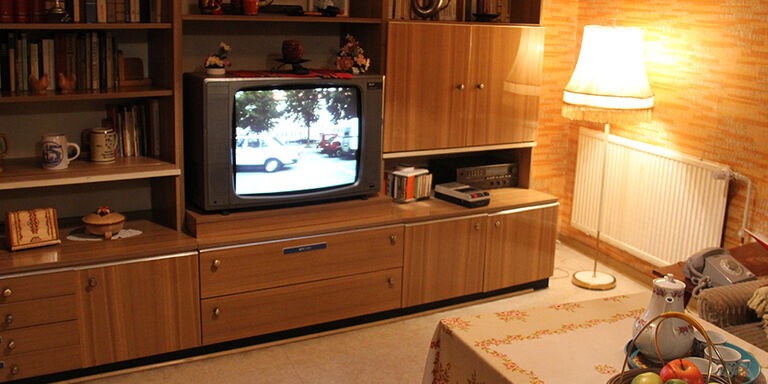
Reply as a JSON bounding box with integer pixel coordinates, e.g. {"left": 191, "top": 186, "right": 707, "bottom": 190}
{"left": 476, "top": 83, "right": 486, "bottom": 90}
{"left": 88, "top": 277, "right": 98, "bottom": 288}
{"left": 212, "top": 259, "right": 222, "bottom": 269}
{"left": 213, "top": 307, "right": 221, "bottom": 317}
{"left": 4, "top": 315, "right": 12, "bottom": 324}
{"left": 474, "top": 223, "right": 480, "bottom": 230}
{"left": 10, "top": 365, "right": 18, "bottom": 375}
{"left": 495, "top": 220, "right": 501, "bottom": 228}
{"left": 389, "top": 234, "right": 397, "bottom": 244}
{"left": 456, "top": 83, "right": 465, "bottom": 90}
{"left": 2, "top": 289, "right": 11, "bottom": 298}
{"left": 7, "top": 340, "right": 15, "bottom": 350}
{"left": 386, "top": 277, "right": 395, "bottom": 288}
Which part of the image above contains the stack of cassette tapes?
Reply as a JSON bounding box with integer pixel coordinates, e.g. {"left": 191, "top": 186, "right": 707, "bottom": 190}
{"left": 385, "top": 165, "right": 433, "bottom": 203}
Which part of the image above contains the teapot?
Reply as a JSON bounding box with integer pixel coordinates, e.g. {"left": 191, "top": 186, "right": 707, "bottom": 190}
{"left": 632, "top": 273, "right": 694, "bottom": 362}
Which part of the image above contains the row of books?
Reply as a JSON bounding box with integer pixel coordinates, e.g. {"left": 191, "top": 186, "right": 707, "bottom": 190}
{"left": 385, "top": 166, "right": 433, "bottom": 203}
{"left": 390, "top": 0, "right": 513, "bottom": 22}
{"left": 0, "top": 31, "right": 119, "bottom": 92}
{"left": 0, "top": 0, "right": 161, "bottom": 24}
{"left": 105, "top": 100, "right": 160, "bottom": 158}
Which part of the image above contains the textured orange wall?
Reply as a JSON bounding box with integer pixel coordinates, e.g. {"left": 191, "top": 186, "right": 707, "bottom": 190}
{"left": 534, "top": 0, "right": 768, "bottom": 257}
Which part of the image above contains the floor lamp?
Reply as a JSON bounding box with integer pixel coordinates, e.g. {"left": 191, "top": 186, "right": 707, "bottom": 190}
{"left": 562, "top": 25, "right": 655, "bottom": 290}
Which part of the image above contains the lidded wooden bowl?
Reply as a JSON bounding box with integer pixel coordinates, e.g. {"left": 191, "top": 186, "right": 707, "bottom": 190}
{"left": 82, "top": 206, "right": 125, "bottom": 239}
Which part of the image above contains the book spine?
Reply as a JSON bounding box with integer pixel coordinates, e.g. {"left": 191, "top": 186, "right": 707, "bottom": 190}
{"left": 54, "top": 34, "right": 66, "bottom": 88}
{"left": 98, "top": 32, "right": 106, "bottom": 88}
{"left": 65, "top": 33, "right": 76, "bottom": 85}
{"left": 42, "top": 39, "right": 55, "bottom": 90}
{"left": 138, "top": 0, "right": 147, "bottom": 22}
{"left": 20, "top": 33, "right": 27, "bottom": 90}
{"left": 7, "top": 45, "right": 14, "bottom": 92}
{"left": 28, "top": 42, "right": 38, "bottom": 84}
{"left": 84, "top": 0, "right": 96, "bottom": 22}
{"left": 90, "top": 32, "right": 98, "bottom": 89}
{"left": 104, "top": 32, "right": 113, "bottom": 88}
{"left": 150, "top": 0, "right": 159, "bottom": 22}
{"left": 96, "top": 0, "right": 106, "bottom": 22}
{"left": 0, "top": 38, "right": 8, "bottom": 91}
{"left": 148, "top": 98, "right": 159, "bottom": 157}
{"left": 13, "top": 0, "right": 27, "bottom": 22}
{"left": 76, "top": 33, "right": 86, "bottom": 89}
{"left": 113, "top": 0, "right": 123, "bottom": 21}
{"left": 29, "top": 0, "right": 44, "bottom": 22}
{"left": 106, "top": 0, "right": 114, "bottom": 22}
{"left": 0, "top": 0, "right": 13, "bottom": 22}
{"left": 129, "top": 0, "right": 137, "bottom": 22}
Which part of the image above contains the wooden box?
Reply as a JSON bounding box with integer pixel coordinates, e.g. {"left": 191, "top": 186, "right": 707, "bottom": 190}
{"left": 5, "top": 208, "right": 61, "bottom": 251}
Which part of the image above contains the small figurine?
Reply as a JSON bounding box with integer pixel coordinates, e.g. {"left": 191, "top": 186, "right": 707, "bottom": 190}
{"left": 57, "top": 73, "right": 76, "bottom": 93}
{"left": 28, "top": 73, "right": 49, "bottom": 94}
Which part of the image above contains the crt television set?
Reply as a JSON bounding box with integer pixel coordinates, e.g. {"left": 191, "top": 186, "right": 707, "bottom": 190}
{"left": 183, "top": 73, "right": 384, "bottom": 212}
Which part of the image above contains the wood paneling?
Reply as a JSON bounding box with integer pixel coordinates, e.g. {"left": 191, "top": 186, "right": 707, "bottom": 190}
{"left": 78, "top": 255, "right": 201, "bottom": 367}
{"left": 484, "top": 204, "right": 558, "bottom": 291}
{"left": 0, "top": 271, "right": 76, "bottom": 303}
{"left": 0, "top": 320, "right": 79, "bottom": 357}
{"left": 0, "top": 295, "right": 77, "bottom": 330}
{"left": 200, "top": 226, "right": 404, "bottom": 298}
{"left": 0, "top": 345, "right": 81, "bottom": 382}
{"left": 403, "top": 215, "right": 486, "bottom": 306}
{"left": 201, "top": 268, "right": 402, "bottom": 345}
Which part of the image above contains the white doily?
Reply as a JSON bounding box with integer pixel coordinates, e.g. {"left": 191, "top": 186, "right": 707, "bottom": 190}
{"left": 67, "top": 229, "right": 143, "bottom": 242}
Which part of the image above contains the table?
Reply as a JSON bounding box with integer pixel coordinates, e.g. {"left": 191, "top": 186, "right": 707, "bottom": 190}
{"left": 423, "top": 292, "right": 768, "bottom": 383}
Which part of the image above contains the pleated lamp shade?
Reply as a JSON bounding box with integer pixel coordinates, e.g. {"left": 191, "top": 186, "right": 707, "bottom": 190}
{"left": 562, "top": 25, "right": 654, "bottom": 124}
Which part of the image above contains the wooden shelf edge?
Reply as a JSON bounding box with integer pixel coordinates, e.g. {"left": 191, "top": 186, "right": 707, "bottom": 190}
{"left": 181, "top": 14, "right": 384, "bottom": 24}
{"left": 0, "top": 157, "right": 180, "bottom": 190}
{"left": 383, "top": 142, "right": 537, "bottom": 159}
{"left": 0, "top": 22, "right": 172, "bottom": 30}
{"left": 0, "top": 87, "right": 173, "bottom": 103}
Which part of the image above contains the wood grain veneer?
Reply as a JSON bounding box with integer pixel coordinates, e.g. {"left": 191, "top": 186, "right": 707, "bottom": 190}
{"left": 0, "top": 295, "right": 77, "bottom": 330}
{"left": 0, "top": 320, "right": 79, "bottom": 357}
{"left": 0, "top": 344, "right": 82, "bottom": 382}
{"left": 200, "top": 226, "right": 404, "bottom": 298}
{"left": 0, "top": 271, "right": 76, "bottom": 303}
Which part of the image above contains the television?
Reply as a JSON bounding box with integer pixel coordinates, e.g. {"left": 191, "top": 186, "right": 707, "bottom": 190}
{"left": 183, "top": 73, "right": 384, "bottom": 212}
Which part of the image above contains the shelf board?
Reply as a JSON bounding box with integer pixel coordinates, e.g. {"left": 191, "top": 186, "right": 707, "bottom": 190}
{"left": 0, "top": 22, "right": 172, "bottom": 30}
{"left": 182, "top": 14, "right": 383, "bottom": 24}
{"left": 0, "top": 156, "right": 180, "bottom": 190}
{"left": 383, "top": 142, "right": 537, "bottom": 159}
{"left": 0, "top": 86, "right": 173, "bottom": 103}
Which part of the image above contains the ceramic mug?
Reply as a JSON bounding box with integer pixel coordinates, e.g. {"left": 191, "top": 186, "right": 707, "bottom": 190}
{"left": 685, "top": 356, "right": 723, "bottom": 376}
{"left": 693, "top": 330, "right": 727, "bottom": 357}
{"left": 90, "top": 128, "right": 116, "bottom": 163}
{"left": 705, "top": 345, "right": 750, "bottom": 378}
{"left": 41, "top": 133, "right": 80, "bottom": 170}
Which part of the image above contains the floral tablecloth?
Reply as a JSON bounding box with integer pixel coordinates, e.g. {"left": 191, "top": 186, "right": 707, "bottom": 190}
{"left": 423, "top": 292, "right": 768, "bottom": 384}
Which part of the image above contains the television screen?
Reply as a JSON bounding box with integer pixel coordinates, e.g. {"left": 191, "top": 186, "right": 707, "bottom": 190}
{"left": 233, "top": 86, "right": 361, "bottom": 196}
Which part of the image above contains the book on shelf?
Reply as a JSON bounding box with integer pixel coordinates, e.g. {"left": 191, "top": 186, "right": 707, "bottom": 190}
{"left": 0, "top": 0, "right": 12, "bottom": 23}
{"left": 386, "top": 165, "right": 432, "bottom": 203}
{"left": 105, "top": 100, "right": 159, "bottom": 158}
{"left": 13, "top": 0, "right": 27, "bottom": 22}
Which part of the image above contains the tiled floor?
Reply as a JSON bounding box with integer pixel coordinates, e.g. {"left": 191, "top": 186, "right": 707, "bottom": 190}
{"left": 69, "top": 242, "right": 649, "bottom": 384}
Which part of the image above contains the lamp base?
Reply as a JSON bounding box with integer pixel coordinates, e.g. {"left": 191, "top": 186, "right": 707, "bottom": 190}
{"left": 572, "top": 270, "right": 616, "bottom": 290}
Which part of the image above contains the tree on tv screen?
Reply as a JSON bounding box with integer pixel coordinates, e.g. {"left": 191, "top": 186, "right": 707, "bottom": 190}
{"left": 235, "top": 88, "right": 356, "bottom": 136}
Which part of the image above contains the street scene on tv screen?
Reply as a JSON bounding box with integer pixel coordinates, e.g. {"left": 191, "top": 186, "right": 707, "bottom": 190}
{"left": 233, "top": 86, "right": 361, "bottom": 195}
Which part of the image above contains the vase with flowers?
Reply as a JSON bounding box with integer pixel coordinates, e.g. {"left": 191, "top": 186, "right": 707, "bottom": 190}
{"left": 204, "top": 42, "right": 232, "bottom": 75}
{"left": 335, "top": 34, "right": 370, "bottom": 74}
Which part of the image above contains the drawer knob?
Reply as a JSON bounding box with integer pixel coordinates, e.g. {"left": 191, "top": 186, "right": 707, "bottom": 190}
{"left": 7, "top": 340, "right": 15, "bottom": 350}
{"left": 88, "top": 278, "right": 98, "bottom": 288}
{"left": 456, "top": 83, "right": 465, "bottom": 90}
{"left": 4, "top": 315, "right": 12, "bottom": 324}
{"left": 476, "top": 83, "right": 486, "bottom": 90}
{"left": 2, "top": 289, "right": 11, "bottom": 298}
{"left": 474, "top": 223, "right": 480, "bottom": 230}
{"left": 389, "top": 234, "right": 397, "bottom": 245}
{"left": 213, "top": 307, "right": 221, "bottom": 317}
{"left": 212, "top": 259, "right": 221, "bottom": 269}
{"left": 386, "top": 277, "right": 395, "bottom": 288}
{"left": 10, "top": 365, "right": 18, "bottom": 375}
{"left": 495, "top": 220, "right": 501, "bottom": 228}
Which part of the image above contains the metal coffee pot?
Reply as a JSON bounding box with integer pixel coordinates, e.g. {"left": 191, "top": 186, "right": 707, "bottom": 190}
{"left": 632, "top": 273, "right": 694, "bottom": 362}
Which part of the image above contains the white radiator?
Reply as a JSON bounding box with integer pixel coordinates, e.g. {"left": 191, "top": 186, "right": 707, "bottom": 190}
{"left": 571, "top": 127, "right": 729, "bottom": 266}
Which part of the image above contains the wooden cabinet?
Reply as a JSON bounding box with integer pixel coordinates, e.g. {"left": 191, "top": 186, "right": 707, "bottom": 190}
{"left": 484, "top": 203, "right": 559, "bottom": 292}
{"left": 77, "top": 253, "right": 201, "bottom": 367}
{"left": 0, "top": 270, "right": 81, "bottom": 382}
{"left": 384, "top": 22, "right": 544, "bottom": 152}
{"left": 402, "top": 202, "right": 558, "bottom": 305}
{"left": 402, "top": 215, "right": 486, "bottom": 306}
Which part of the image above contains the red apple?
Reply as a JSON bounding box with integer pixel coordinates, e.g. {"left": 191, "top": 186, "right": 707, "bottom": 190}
{"left": 659, "top": 358, "right": 704, "bottom": 384}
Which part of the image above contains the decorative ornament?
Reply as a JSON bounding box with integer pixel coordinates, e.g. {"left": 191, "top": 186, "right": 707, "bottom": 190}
{"left": 335, "top": 34, "right": 370, "bottom": 74}
{"left": 204, "top": 42, "right": 232, "bottom": 75}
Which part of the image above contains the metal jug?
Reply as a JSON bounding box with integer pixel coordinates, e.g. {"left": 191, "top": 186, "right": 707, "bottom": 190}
{"left": 632, "top": 274, "right": 694, "bottom": 362}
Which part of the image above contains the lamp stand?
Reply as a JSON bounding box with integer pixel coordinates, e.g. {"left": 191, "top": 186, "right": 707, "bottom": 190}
{"left": 572, "top": 123, "right": 617, "bottom": 290}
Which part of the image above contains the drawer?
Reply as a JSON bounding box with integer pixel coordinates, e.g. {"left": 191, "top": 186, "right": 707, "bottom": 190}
{"left": 0, "top": 320, "right": 79, "bottom": 357}
{"left": 0, "top": 271, "right": 76, "bottom": 304}
{"left": 0, "top": 344, "right": 82, "bottom": 382}
{"left": 201, "top": 268, "right": 402, "bottom": 345}
{"left": 0, "top": 295, "right": 77, "bottom": 330}
{"left": 200, "top": 226, "right": 404, "bottom": 298}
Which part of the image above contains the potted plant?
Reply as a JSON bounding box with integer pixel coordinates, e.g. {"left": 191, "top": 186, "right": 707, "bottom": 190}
{"left": 335, "top": 34, "right": 369, "bottom": 74}
{"left": 204, "top": 42, "right": 232, "bottom": 75}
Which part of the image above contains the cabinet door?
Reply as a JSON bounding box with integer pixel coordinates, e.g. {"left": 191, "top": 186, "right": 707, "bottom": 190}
{"left": 484, "top": 204, "right": 558, "bottom": 292}
{"left": 384, "top": 22, "right": 472, "bottom": 152}
{"left": 78, "top": 254, "right": 201, "bottom": 367}
{"left": 466, "top": 26, "right": 543, "bottom": 146}
{"left": 403, "top": 215, "right": 486, "bottom": 306}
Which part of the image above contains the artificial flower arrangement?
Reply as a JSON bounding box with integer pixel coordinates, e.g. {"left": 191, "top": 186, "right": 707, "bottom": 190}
{"left": 204, "top": 42, "right": 232, "bottom": 69}
{"left": 335, "top": 34, "right": 370, "bottom": 74}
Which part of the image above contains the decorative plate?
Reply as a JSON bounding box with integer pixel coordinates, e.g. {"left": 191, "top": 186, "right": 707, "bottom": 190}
{"left": 624, "top": 341, "right": 760, "bottom": 384}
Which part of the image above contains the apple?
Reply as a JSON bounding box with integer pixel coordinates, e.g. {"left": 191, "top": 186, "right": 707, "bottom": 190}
{"left": 631, "top": 372, "right": 664, "bottom": 384}
{"left": 659, "top": 358, "right": 704, "bottom": 384}
{"left": 665, "top": 380, "right": 688, "bottom": 384}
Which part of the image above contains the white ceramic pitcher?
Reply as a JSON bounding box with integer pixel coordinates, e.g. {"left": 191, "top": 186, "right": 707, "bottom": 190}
{"left": 632, "top": 273, "right": 694, "bottom": 362}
